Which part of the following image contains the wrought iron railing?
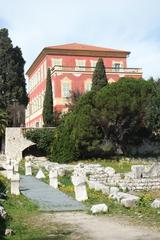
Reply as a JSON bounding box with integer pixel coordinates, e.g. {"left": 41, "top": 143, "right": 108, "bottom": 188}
{"left": 51, "top": 65, "right": 142, "bottom": 74}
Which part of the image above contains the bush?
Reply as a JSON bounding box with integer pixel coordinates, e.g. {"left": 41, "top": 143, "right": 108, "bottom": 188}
{"left": 51, "top": 113, "right": 78, "bottom": 163}
{"left": 25, "top": 128, "right": 55, "bottom": 156}
{"left": 51, "top": 91, "right": 114, "bottom": 163}
{"left": 50, "top": 78, "right": 160, "bottom": 163}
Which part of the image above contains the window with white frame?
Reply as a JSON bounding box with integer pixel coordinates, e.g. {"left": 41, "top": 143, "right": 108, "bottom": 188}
{"left": 61, "top": 80, "right": 71, "bottom": 98}
{"left": 52, "top": 58, "right": 62, "bottom": 70}
{"left": 75, "top": 59, "right": 86, "bottom": 71}
{"left": 90, "top": 60, "right": 97, "bottom": 68}
{"left": 44, "top": 60, "right": 47, "bottom": 79}
{"left": 40, "top": 65, "right": 43, "bottom": 81}
{"left": 38, "top": 70, "right": 40, "bottom": 83}
{"left": 112, "top": 62, "right": 123, "bottom": 72}
{"left": 85, "top": 81, "right": 92, "bottom": 92}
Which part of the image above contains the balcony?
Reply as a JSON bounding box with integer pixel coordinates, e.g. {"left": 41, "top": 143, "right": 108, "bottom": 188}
{"left": 51, "top": 65, "right": 142, "bottom": 75}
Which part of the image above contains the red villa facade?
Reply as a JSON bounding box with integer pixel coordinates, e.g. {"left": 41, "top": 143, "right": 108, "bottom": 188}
{"left": 25, "top": 43, "right": 142, "bottom": 127}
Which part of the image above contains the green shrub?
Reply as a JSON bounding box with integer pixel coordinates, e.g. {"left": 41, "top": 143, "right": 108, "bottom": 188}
{"left": 51, "top": 78, "right": 160, "bottom": 163}
{"left": 25, "top": 128, "right": 55, "bottom": 156}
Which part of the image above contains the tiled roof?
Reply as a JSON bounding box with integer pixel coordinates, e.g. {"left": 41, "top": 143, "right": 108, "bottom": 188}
{"left": 47, "top": 43, "right": 128, "bottom": 53}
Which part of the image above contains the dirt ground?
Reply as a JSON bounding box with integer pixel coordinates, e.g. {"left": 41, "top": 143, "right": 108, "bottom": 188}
{"left": 41, "top": 212, "right": 160, "bottom": 240}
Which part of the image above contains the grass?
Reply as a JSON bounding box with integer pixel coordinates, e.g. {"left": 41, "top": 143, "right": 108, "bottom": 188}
{"left": 0, "top": 172, "right": 76, "bottom": 240}
{"left": 0, "top": 175, "right": 53, "bottom": 240}
{"left": 17, "top": 158, "right": 160, "bottom": 231}
{"left": 59, "top": 175, "right": 74, "bottom": 198}
{"left": 58, "top": 175, "right": 160, "bottom": 228}
{"left": 73, "top": 158, "right": 143, "bottom": 173}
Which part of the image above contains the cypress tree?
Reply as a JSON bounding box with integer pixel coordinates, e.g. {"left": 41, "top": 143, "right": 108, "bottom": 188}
{"left": 91, "top": 58, "right": 108, "bottom": 91}
{"left": 42, "top": 68, "right": 54, "bottom": 126}
{"left": 0, "top": 28, "right": 28, "bottom": 108}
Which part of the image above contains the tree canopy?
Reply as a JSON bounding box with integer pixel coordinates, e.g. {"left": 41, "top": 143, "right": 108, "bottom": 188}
{"left": 91, "top": 58, "right": 108, "bottom": 91}
{"left": 0, "top": 28, "right": 28, "bottom": 109}
{"left": 95, "top": 78, "right": 160, "bottom": 153}
{"left": 0, "top": 109, "right": 8, "bottom": 137}
{"left": 42, "top": 68, "right": 55, "bottom": 127}
{"left": 51, "top": 77, "right": 160, "bottom": 162}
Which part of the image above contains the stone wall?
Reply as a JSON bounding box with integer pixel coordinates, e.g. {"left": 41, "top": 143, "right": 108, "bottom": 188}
{"left": 107, "top": 177, "right": 160, "bottom": 191}
{"left": 88, "top": 163, "right": 160, "bottom": 191}
{"left": 5, "top": 128, "right": 35, "bottom": 162}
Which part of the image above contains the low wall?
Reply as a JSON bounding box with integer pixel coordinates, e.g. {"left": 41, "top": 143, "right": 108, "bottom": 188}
{"left": 108, "top": 177, "right": 160, "bottom": 191}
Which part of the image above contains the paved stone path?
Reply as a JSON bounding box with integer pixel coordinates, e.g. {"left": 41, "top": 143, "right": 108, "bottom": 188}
{"left": 20, "top": 175, "right": 85, "bottom": 212}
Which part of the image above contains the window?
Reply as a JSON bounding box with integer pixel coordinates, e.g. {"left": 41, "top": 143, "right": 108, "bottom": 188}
{"left": 38, "top": 70, "right": 41, "bottom": 83}
{"left": 40, "top": 65, "right": 43, "bottom": 81}
{"left": 52, "top": 58, "right": 62, "bottom": 70}
{"left": 113, "top": 63, "right": 120, "bottom": 71}
{"left": 112, "top": 62, "right": 123, "bottom": 72}
{"left": 85, "top": 82, "right": 92, "bottom": 92}
{"left": 36, "top": 122, "right": 39, "bottom": 127}
{"left": 44, "top": 61, "right": 47, "bottom": 79}
{"left": 75, "top": 59, "right": 86, "bottom": 71}
{"left": 62, "top": 81, "right": 71, "bottom": 98}
{"left": 90, "top": 60, "right": 97, "bottom": 68}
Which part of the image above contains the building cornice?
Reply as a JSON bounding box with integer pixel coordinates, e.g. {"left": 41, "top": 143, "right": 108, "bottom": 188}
{"left": 26, "top": 47, "right": 130, "bottom": 76}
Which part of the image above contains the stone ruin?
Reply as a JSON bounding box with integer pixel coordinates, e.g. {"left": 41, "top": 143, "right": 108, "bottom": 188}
{"left": 71, "top": 164, "right": 88, "bottom": 202}
{"left": 27, "top": 156, "right": 160, "bottom": 193}
{"left": 86, "top": 162, "right": 160, "bottom": 192}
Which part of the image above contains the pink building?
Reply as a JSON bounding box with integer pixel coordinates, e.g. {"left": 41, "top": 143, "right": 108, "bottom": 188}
{"left": 25, "top": 43, "right": 142, "bottom": 127}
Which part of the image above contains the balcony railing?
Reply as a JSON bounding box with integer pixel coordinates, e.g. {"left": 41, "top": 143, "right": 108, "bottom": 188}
{"left": 51, "top": 65, "right": 142, "bottom": 75}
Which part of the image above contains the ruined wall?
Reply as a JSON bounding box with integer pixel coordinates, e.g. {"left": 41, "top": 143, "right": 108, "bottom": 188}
{"left": 5, "top": 128, "right": 35, "bottom": 162}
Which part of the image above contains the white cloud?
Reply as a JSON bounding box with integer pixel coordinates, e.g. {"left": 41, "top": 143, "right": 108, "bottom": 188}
{"left": 0, "top": 0, "right": 160, "bottom": 78}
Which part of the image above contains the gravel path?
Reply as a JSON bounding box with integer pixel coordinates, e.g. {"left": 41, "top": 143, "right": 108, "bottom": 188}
{"left": 51, "top": 212, "right": 160, "bottom": 240}
{"left": 20, "top": 175, "right": 85, "bottom": 211}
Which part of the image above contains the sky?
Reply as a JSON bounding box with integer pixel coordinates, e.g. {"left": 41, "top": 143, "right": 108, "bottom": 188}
{"left": 0, "top": 0, "right": 160, "bottom": 79}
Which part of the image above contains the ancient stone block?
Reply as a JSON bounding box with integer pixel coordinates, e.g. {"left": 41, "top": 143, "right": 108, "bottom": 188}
{"left": 25, "top": 161, "right": 32, "bottom": 175}
{"left": 6, "top": 164, "right": 13, "bottom": 179}
{"left": 121, "top": 197, "right": 138, "bottom": 208}
{"left": 151, "top": 199, "right": 160, "bottom": 208}
{"left": 11, "top": 173, "right": 20, "bottom": 195}
{"left": 91, "top": 204, "right": 108, "bottom": 214}
{"left": 36, "top": 169, "right": 45, "bottom": 179}
{"left": 131, "top": 165, "right": 145, "bottom": 179}
{"left": 71, "top": 175, "right": 88, "bottom": 201}
{"left": 49, "top": 170, "right": 58, "bottom": 188}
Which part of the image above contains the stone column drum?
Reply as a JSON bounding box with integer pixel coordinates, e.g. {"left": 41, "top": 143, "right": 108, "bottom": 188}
{"left": 11, "top": 173, "right": 20, "bottom": 195}
{"left": 6, "top": 164, "right": 14, "bottom": 179}
{"left": 25, "top": 161, "right": 32, "bottom": 176}
{"left": 49, "top": 170, "right": 58, "bottom": 189}
{"left": 71, "top": 175, "right": 88, "bottom": 202}
{"left": 13, "top": 161, "right": 19, "bottom": 173}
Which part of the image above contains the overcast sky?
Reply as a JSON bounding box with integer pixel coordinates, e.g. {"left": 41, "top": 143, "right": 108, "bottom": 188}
{"left": 0, "top": 0, "right": 160, "bottom": 79}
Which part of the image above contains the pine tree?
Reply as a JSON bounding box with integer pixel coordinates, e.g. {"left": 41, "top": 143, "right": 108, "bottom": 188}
{"left": 0, "top": 28, "right": 28, "bottom": 108}
{"left": 42, "top": 68, "right": 54, "bottom": 126}
{"left": 91, "top": 58, "right": 108, "bottom": 91}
